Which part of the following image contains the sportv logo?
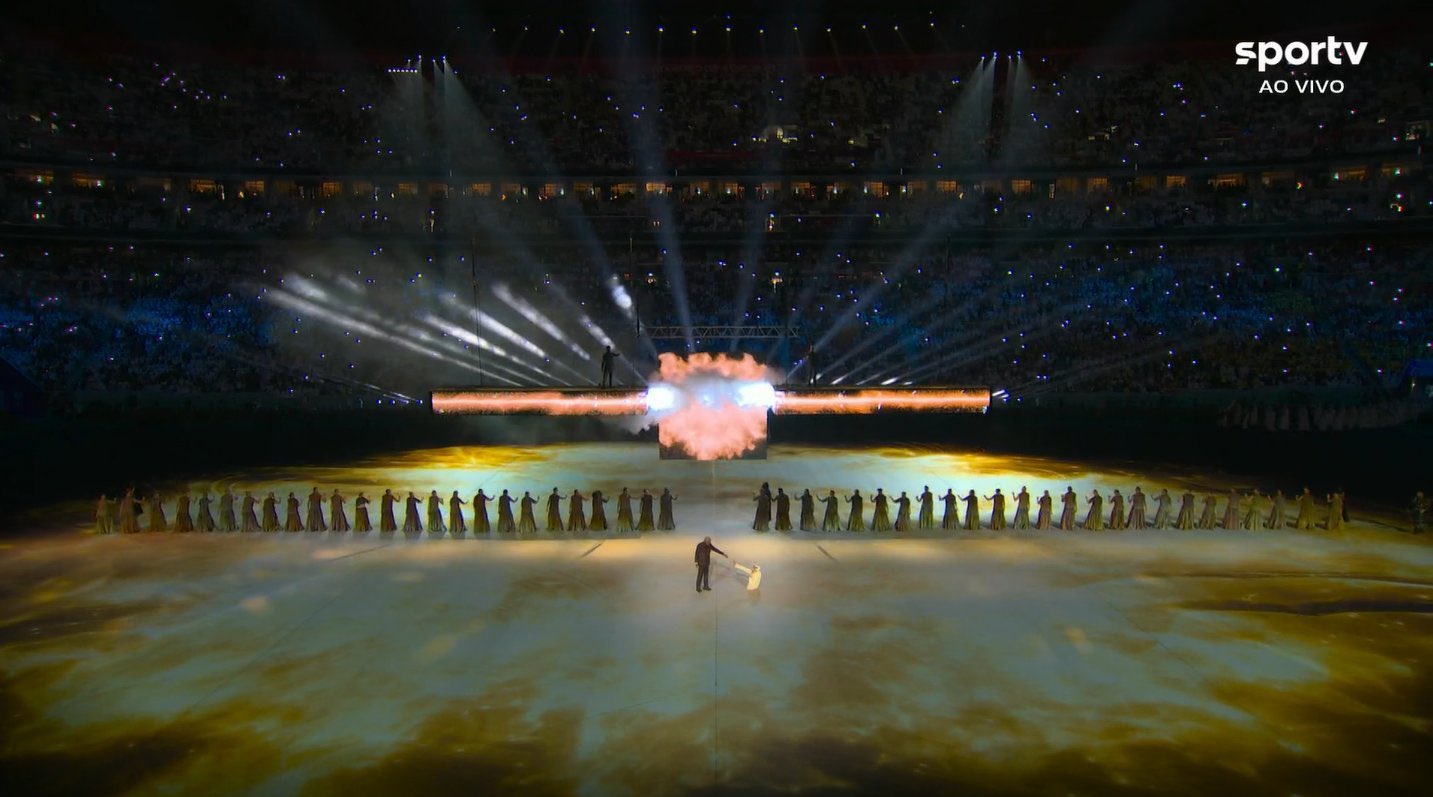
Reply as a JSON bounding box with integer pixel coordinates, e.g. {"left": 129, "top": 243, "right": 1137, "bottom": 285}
{"left": 1235, "top": 38, "right": 1368, "bottom": 72}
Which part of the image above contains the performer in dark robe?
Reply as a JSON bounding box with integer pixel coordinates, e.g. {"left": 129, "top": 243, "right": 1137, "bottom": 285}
{"left": 917, "top": 487, "right": 935, "bottom": 530}
{"left": 262, "top": 492, "right": 280, "bottom": 532}
{"left": 566, "top": 489, "right": 587, "bottom": 532}
{"left": 1151, "top": 489, "right": 1173, "bottom": 529}
{"left": 752, "top": 483, "right": 772, "bottom": 531}
{"left": 546, "top": 489, "right": 565, "bottom": 532}
{"left": 497, "top": 490, "right": 516, "bottom": 533}
{"left": 118, "top": 488, "right": 139, "bottom": 534}
{"left": 1412, "top": 491, "right": 1428, "bottom": 534}
{"left": 589, "top": 490, "right": 608, "bottom": 531}
{"left": 447, "top": 491, "right": 466, "bottom": 534}
{"left": 820, "top": 491, "right": 841, "bottom": 531}
{"left": 472, "top": 489, "right": 491, "bottom": 533}
{"left": 871, "top": 489, "right": 892, "bottom": 532}
{"left": 329, "top": 490, "right": 350, "bottom": 532}
{"left": 893, "top": 492, "right": 912, "bottom": 531}
{"left": 307, "top": 487, "right": 327, "bottom": 532}
{"left": 427, "top": 490, "right": 446, "bottom": 534}
{"left": 962, "top": 490, "right": 980, "bottom": 530}
{"left": 285, "top": 493, "right": 304, "bottom": 532}
{"left": 94, "top": 495, "right": 112, "bottom": 535}
{"left": 846, "top": 490, "right": 866, "bottom": 532}
{"left": 1221, "top": 490, "right": 1241, "bottom": 530}
{"left": 1175, "top": 491, "right": 1196, "bottom": 530}
{"left": 637, "top": 489, "right": 656, "bottom": 531}
{"left": 658, "top": 488, "right": 676, "bottom": 531}
{"left": 1266, "top": 490, "right": 1287, "bottom": 530}
{"left": 616, "top": 488, "right": 634, "bottom": 532}
{"left": 1059, "top": 487, "right": 1078, "bottom": 530}
{"left": 1084, "top": 490, "right": 1104, "bottom": 530}
{"left": 402, "top": 491, "right": 423, "bottom": 533}
{"left": 173, "top": 494, "right": 194, "bottom": 533}
{"left": 774, "top": 488, "right": 793, "bottom": 531}
{"left": 1127, "top": 487, "right": 1147, "bottom": 530}
{"left": 242, "top": 492, "right": 261, "bottom": 533}
{"left": 196, "top": 493, "right": 216, "bottom": 532}
{"left": 1197, "top": 494, "right": 1218, "bottom": 529}
{"left": 518, "top": 491, "right": 538, "bottom": 533}
{"left": 941, "top": 489, "right": 959, "bottom": 530}
{"left": 147, "top": 492, "right": 168, "bottom": 532}
{"left": 380, "top": 489, "right": 398, "bottom": 533}
{"left": 1108, "top": 490, "right": 1126, "bottom": 530}
{"left": 1293, "top": 488, "right": 1316, "bottom": 530}
{"left": 218, "top": 490, "right": 237, "bottom": 533}
{"left": 1012, "top": 487, "right": 1031, "bottom": 530}
{"left": 1035, "top": 490, "right": 1053, "bottom": 530}
{"left": 798, "top": 489, "right": 816, "bottom": 531}
{"left": 986, "top": 489, "right": 1006, "bottom": 531}
{"left": 354, "top": 492, "right": 372, "bottom": 532}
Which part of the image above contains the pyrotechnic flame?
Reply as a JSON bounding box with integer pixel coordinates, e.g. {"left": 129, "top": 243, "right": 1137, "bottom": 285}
{"left": 651, "top": 353, "right": 776, "bottom": 460}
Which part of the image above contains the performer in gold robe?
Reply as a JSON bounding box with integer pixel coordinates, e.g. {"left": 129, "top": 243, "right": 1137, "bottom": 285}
{"left": 658, "top": 488, "right": 677, "bottom": 531}
{"left": 589, "top": 490, "right": 608, "bottom": 531}
{"left": 119, "top": 487, "right": 141, "bottom": 534}
{"left": 354, "top": 492, "right": 372, "bottom": 532}
{"left": 1035, "top": 490, "right": 1053, "bottom": 530}
{"left": 427, "top": 490, "right": 446, "bottom": 534}
{"left": 497, "top": 490, "right": 516, "bottom": 533}
{"left": 1151, "top": 489, "right": 1173, "bottom": 529}
{"left": 330, "top": 489, "right": 350, "bottom": 532}
{"left": 986, "top": 489, "right": 1006, "bottom": 530}
{"left": 307, "top": 487, "right": 327, "bottom": 532}
{"left": 1196, "top": 494, "right": 1217, "bottom": 529}
{"left": 870, "top": 489, "right": 892, "bottom": 532}
{"left": 1108, "top": 490, "right": 1126, "bottom": 530}
{"left": 546, "top": 488, "right": 565, "bottom": 532}
{"left": 94, "top": 495, "right": 112, "bottom": 535}
{"left": 147, "top": 492, "right": 168, "bottom": 532}
{"left": 1266, "top": 490, "right": 1287, "bottom": 530}
{"left": 196, "top": 493, "right": 216, "bottom": 532}
{"left": 1059, "top": 487, "right": 1078, "bottom": 530}
{"left": 1326, "top": 490, "right": 1345, "bottom": 530}
{"left": 846, "top": 490, "right": 866, "bottom": 532}
{"left": 1127, "top": 487, "right": 1147, "bottom": 530}
{"left": 219, "top": 489, "right": 237, "bottom": 533}
{"left": 1221, "top": 490, "right": 1241, "bottom": 530}
{"left": 262, "top": 492, "right": 280, "bottom": 532}
{"left": 962, "top": 490, "right": 980, "bottom": 530}
{"left": 1013, "top": 487, "right": 1031, "bottom": 530}
{"left": 380, "top": 489, "right": 398, "bottom": 532}
{"left": 242, "top": 491, "right": 261, "bottom": 532}
{"left": 637, "top": 489, "right": 655, "bottom": 531}
{"left": 752, "top": 484, "right": 772, "bottom": 531}
{"left": 173, "top": 494, "right": 194, "bottom": 533}
{"left": 941, "top": 489, "right": 959, "bottom": 530}
{"left": 1243, "top": 491, "right": 1265, "bottom": 530}
{"left": 402, "top": 491, "right": 423, "bottom": 533}
{"left": 820, "top": 490, "right": 841, "bottom": 531}
{"left": 616, "top": 488, "right": 634, "bottom": 533}
{"left": 567, "top": 489, "right": 586, "bottom": 532}
{"left": 518, "top": 491, "right": 538, "bottom": 533}
{"left": 1175, "top": 491, "right": 1195, "bottom": 530}
{"left": 447, "top": 491, "right": 465, "bottom": 534}
{"left": 893, "top": 491, "right": 912, "bottom": 531}
{"left": 774, "top": 488, "right": 793, "bottom": 532}
{"left": 1294, "top": 488, "right": 1316, "bottom": 530}
{"left": 798, "top": 489, "right": 815, "bottom": 531}
{"left": 284, "top": 493, "right": 304, "bottom": 532}
{"left": 472, "top": 489, "right": 491, "bottom": 533}
{"left": 1084, "top": 490, "right": 1104, "bottom": 530}
{"left": 917, "top": 487, "right": 935, "bottom": 530}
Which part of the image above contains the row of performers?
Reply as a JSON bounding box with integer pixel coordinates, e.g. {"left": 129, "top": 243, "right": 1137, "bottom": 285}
{"left": 753, "top": 485, "right": 1349, "bottom": 531}
{"left": 94, "top": 487, "right": 678, "bottom": 534}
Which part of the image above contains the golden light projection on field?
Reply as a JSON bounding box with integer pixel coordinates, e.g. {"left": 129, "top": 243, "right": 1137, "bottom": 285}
{"left": 1, "top": 443, "right": 1429, "bottom": 796}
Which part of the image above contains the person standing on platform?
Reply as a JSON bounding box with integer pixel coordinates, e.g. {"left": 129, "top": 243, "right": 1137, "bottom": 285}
{"left": 472, "top": 489, "right": 491, "bottom": 533}
{"left": 427, "top": 490, "right": 446, "bottom": 534}
{"left": 174, "top": 494, "right": 194, "bottom": 533}
{"left": 1196, "top": 494, "right": 1217, "bottom": 529}
{"left": 941, "top": 489, "right": 960, "bottom": 530}
{"left": 1267, "top": 490, "right": 1287, "bottom": 530}
{"left": 546, "top": 488, "right": 565, "bottom": 532}
{"left": 1326, "top": 490, "right": 1346, "bottom": 531}
{"left": 1036, "top": 490, "right": 1053, "bottom": 530}
{"left": 694, "top": 536, "right": 727, "bottom": 593}
{"left": 497, "top": 490, "right": 516, "bottom": 533}
{"left": 147, "top": 492, "right": 168, "bottom": 532}
{"left": 589, "top": 490, "right": 609, "bottom": 531}
{"left": 1127, "top": 487, "right": 1147, "bottom": 530}
{"left": 403, "top": 491, "right": 423, "bottom": 534}
{"left": 196, "top": 493, "right": 216, "bottom": 532}
{"left": 219, "top": 489, "right": 237, "bottom": 533}
{"left": 600, "top": 345, "right": 620, "bottom": 388}
{"left": 1013, "top": 487, "right": 1031, "bottom": 530}
{"left": 354, "top": 492, "right": 372, "bottom": 532}
{"left": 1175, "top": 491, "right": 1196, "bottom": 530}
{"left": 241, "top": 491, "right": 260, "bottom": 532}
{"left": 846, "top": 490, "right": 866, "bottom": 532}
{"left": 658, "top": 488, "right": 677, "bottom": 531}
{"left": 774, "top": 488, "right": 793, "bottom": 532}
{"left": 1060, "top": 487, "right": 1078, "bottom": 530}
{"left": 821, "top": 490, "right": 841, "bottom": 531}
{"left": 987, "top": 489, "right": 1006, "bottom": 531}
{"left": 285, "top": 492, "right": 304, "bottom": 532}
{"left": 1084, "top": 490, "right": 1105, "bottom": 530}
{"left": 616, "top": 488, "right": 634, "bottom": 532}
{"left": 799, "top": 489, "right": 816, "bottom": 531}
{"left": 262, "top": 492, "right": 280, "bottom": 532}
{"left": 1221, "top": 490, "right": 1241, "bottom": 531}
{"left": 637, "top": 489, "right": 656, "bottom": 531}
{"left": 1294, "top": 488, "right": 1316, "bottom": 530}
{"left": 893, "top": 491, "right": 913, "bottom": 531}
{"left": 518, "top": 491, "right": 538, "bottom": 533}
{"left": 307, "top": 487, "right": 327, "bottom": 532}
{"left": 447, "top": 491, "right": 466, "bottom": 534}
{"left": 1152, "top": 489, "right": 1173, "bottom": 529}
{"left": 119, "top": 488, "right": 140, "bottom": 534}
{"left": 331, "top": 490, "right": 350, "bottom": 532}
{"left": 380, "top": 489, "right": 398, "bottom": 533}
{"left": 567, "top": 489, "right": 587, "bottom": 532}
{"left": 871, "top": 488, "right": 891, "bottom": 532}
{"left": 94, "top": 495, "right": 112, "bottom": 535}
{"left": 962, "top": 490, "right": 980, "bottom": 531}
{"left": 753, "top": 484, "right": 773, "bottom": 531}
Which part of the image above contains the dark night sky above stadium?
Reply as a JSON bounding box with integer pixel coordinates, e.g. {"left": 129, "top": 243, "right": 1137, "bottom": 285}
{"left": 3, "top": 0, "right": 1429, "bottom": 60}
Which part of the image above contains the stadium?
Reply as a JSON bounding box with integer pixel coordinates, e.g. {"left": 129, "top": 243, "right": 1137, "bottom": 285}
{"left": 0, "top": 1, "right": 1429, "bottom": 795}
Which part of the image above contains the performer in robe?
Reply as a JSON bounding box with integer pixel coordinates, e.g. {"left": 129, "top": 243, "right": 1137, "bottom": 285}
{"left": 497, "top": 490, "right": 516, "bottom": 533}
{"left": 1013, "top": 487, "right": 1031, "bottom": 530}
{"left": 1243, "top": 491, "right": 1265, "bottom": 530}
{"left": 1294, "top": 488, "right": 1316, "bottom": 530}
{"left": 447, "top": 491, "right": 466, "bottom": 534}
{"left": 589, "top": 490, "right": 609, "bottom": 531}
{"left": 567, "top": 489, "right": 587, "bottom": 532}
{"left": 1175, "top": 491, "right": 1196, "bottom": 530}
{"left": 196, "top": 493, "right": 216, "bottom": 532}
{"left": 616, "top": 488, "right": 634, "bottom": 533}
{"left": 242, "top": 491, "right": 261, "bottom": 533}
{"left": 1127, "top": 487, "right": 1147, "bottom": 530}
{"left": 1221, "top": 490, "right": 1241, "bottom": 530}
{"left": 1412, "top": 491, "right": 1428, "bottom": 534}
{"left": 95, "top": 495, "right": 112, "bottom": 535}
{"left": 1266, "top": 490, "right": 1287, "bottom": 530}
{"left": 546, "top": 488, "right": 566, "bottom": 532}
{"left": 307, "top": 487, "right": 327, "bottom": 532}
{"left": 472, "top": 489, "right": 491, "bottom": 533}
{"left": 1035, "top": 490, "right": 1054, "bottom": 530}
{"left": 773, "top": 488, "right": 793, "bottom": 531}
{"left": 1084, "top": 490, "right": 1104, "bottom": 530}
{"left": 941, "top": 489, "right": 959, "bottom": 530}
{"left": 1196, "top": 494, "right": 1218, "bottom": 529}
{"left": 658, "top": 488, "right": 677, "bottom": 531}
{"left": 147, "top": 492, "right": 168, "bottom": 532}
{"left": 518, "top": 491, "right": 538, "bottom": 533}
{"left": 1326, "top": 490, "right": 1345, "bottom": 530}
{"left": 893, "top": 491, "right": 912, "bottom": 532}
{"left": 329, "top": 489, "right": 350, "bottom": 532}
{"left": 173, "top": 494, "right": 194, "bottom": 533}
{"left": 798, "top": 489, "right": 816, "bottom": 531}
{"left": 380, "top": 489, "right": 398, "bottom": 533}
{"left": 917, "top": 487, "right": 935, "bottom": 530}
{"left": 284, "top": 492, "right": 303, "bottom": 532}
{"left": 402, "top": 491, "right": 423, "bottom": 534}
{"left": 1059, "top": 487, "right": 1078, "bottom": 530}
{"left": 870, "top": 489, "right": 892, "bottom": 532}
{"left": 262, "top": 492, "right": 280, "bottom": 532}
{"left": 354, "top": 492, "right": 372, "bottom": 532}
{"left": 820, "top": 490, "right": 841, "bottom": 531}
{"left": 986, "top": 489, "right": 1006, "bottom": 530}
{"left": 637, "top": 489, "right": 656, "bottom": 531}
{"left": 119, "top": 488, "right": 140, "bottom": 534}
{"left": 752, "top": 483, "right": 772, "bottom": 531}
{"left": 427, "top": 490, "right": 446, "bottom": 534}
{"left": 846, "top": 489, "right": 866, "bottom": 532}
{"left": 962, "top": 490, "right": 980, "bottom": 530}
{"left": 1151, "top": 489, "right": 1173, "bottom": 529}
{"left": 1107, "top": 490, "right": 1126, "bottom": 531}
{"left": 218, "top": 489, "right": 237, "bottom": 533}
